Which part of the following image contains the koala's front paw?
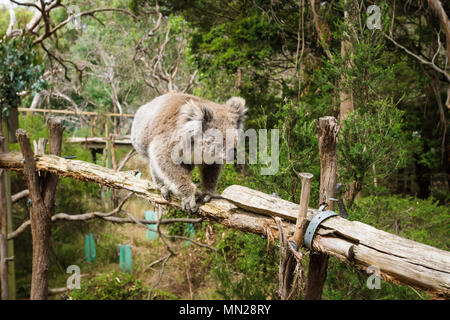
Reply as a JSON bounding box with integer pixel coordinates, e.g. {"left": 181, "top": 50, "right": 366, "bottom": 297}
{"left": 181, "top": 194, "right": 198, "bottom": 214}
{"left": 161, "top": 186, "right": 171, "bottom": 201}
{"left": 196, "top": 192, "right": 217, "bottom": 204}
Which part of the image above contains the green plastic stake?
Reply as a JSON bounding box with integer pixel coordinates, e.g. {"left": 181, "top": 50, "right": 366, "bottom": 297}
{"left": 89, "top": 234, "right": 96, "bottom": 262}
{"left": 184, "top": 223, "right": 195, "bottom": 246}
{"left": 119, "top": 244, "right": 132, "bottom": 273}
{"left": 145, "top": 210, "right": 158, "bottom": 240}
{"left": 85, "top": 233, "right": 96, "bottom": 263}
{"left": 85, "top": 234, "right": 91, "bottom": 263}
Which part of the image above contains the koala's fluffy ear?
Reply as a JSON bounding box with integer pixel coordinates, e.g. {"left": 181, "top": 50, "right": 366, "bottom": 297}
{"left": 179, "top": 100, "right": 213, "bottom": 135}
{"left": 226, "top": 97, "right": 247, "bottom": 121}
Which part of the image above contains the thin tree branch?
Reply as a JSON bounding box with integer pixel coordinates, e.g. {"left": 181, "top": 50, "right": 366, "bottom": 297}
{"left": 12, "top": 189, "right": 29, "bottom": 203}
{"left": 384, "top": 33, "right": 450, "bottom": 82}
{"left": 33, "top": 8, "right": 137, "bottom": 45}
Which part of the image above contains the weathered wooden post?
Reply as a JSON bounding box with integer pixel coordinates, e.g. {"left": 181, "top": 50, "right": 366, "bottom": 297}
{"left": 102, "top": 117, "right": 114, "bottom": 209}
{"left": 111, "top": 135, "right": 117, "bottom": 171}
{"left": 0, "top": 116, "right": 9, "bottom": 300}
{"left": 292, "top": 173, "right": 314, "bottom": 247}
{"left": 279, "top": 172, "right": 313, "bottom": 299}
{"left": 105, "top": 118, "right": 112, "bottom": 169}
{"left": 34, "top": 138, "right": 48, "bottom": 155}
{"left": 90, "top": 115, "right": 96, "bottom": 137}
{"left": 0, "top": 115, "right": 15, "bottom": 299}
{"left": 16, "top": 118, "right": 64, "bottom": 300}
{"left": 110, "top": 134, "right": 119, "bottom": 208}
{"left": 304, "top": 116, "right": 339, "bottom": 300}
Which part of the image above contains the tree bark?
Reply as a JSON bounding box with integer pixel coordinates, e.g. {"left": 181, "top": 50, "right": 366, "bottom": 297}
{"left": 304, "top": 116, "right": 339, "bottom": 300}
{"left": 16, "top": 129, "right": 51, "bottom": 300}
{"left": 15, "top": 119, "right": 64, "bottom": 300}
{"left": 0, "top": 117, "right": 9, "bottom": 300}
{"left": 339, "top": 2, "right": 355, "bottom": 122}
{"left": 0, "top": 117, "right": 15, "bottom": 299}
{"left": 279, "top": 172, "right": 313, "bottom": 299}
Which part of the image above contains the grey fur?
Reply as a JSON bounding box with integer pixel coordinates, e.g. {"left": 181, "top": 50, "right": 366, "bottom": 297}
{"left": 131, "top": 92, "right": 247, "bottom": 213}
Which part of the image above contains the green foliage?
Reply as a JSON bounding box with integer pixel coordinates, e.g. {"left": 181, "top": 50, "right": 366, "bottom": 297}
{"left": 324, "top": 256, "right": 422, "bottom": 300}
{"left": 69, "top": 271, "right": 149, "bottom": 300}
{"left": 350, "top": 195, "right": 449, "bottom": 250}
{"left": 163, "top": 208, "right": 190, "bottom": 237}
{"left": 0, "top": 35, "right": 44, "bottom": 115}
{"left": 149, "top": 289, "right": 180, "bottom": 300}
{"left": 209, "top": 230, "right": 278, "bottom": 300}
{"left": 339, "top": 100, "right": 409, "bottom": 191}
{"left": 248, "top": 99, "right": 321, "bottom": 204}
{"left": 191, "top": 14, "right": 280, "bottom": 73}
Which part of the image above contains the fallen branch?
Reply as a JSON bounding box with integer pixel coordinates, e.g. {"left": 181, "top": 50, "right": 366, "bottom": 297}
{"left": 8, "top": 194, "right": 203, "bottom": 240}
{"left": 11, "top": 189, "right": 29, "bottom": 204}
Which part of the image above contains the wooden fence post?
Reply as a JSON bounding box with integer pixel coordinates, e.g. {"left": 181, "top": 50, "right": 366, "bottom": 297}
{"left": 15, "top": 118, "right": 64, "bottom": 300}
{"left": 0, "top": 115, "right": 15, "bottom": 299}
{"left": 292, "top": 173, "right": 314, "bottom": 247}
{"left": 0, "top": 116, "right": 9, "bottom": 300}
{"left": 279, "top": 172, "right": 313, "bottom": 299}
{"left": 304, "top": 116, "right": 339, "bottom": 300}
{"left": 110, "top": 134, "right": 119, "bottom": 208}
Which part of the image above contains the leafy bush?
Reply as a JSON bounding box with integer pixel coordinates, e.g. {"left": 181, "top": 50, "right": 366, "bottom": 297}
{"left": 338, "top": 101, "right": 409, "bottom": 205}
{"left": 350, "top": 195, "right": 449, "bottom": 250}
{"left": 209, "top": 230, "right": 278, "bottom": 300}
{"left": 245, "top": 99, "right": 321, "bottom": 205}
{"left": 69, "top": 271, "right": 149, "bottom": 300}
{"left": 0, "top": 35, "right": 45, "bottom": 114}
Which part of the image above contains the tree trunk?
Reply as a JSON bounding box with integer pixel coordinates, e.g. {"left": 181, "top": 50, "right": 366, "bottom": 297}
{"left": 0, "top": 116, "right": 9, "bottom": 300}
{"left": 304, "top": 116, "right": 338, "bottom": 300}
{"left": 339, "top": 3, "right": 355, "bottom": 122}
{"left": 15, "top": 119, "right": 64, "bottom": 300}
{"left": 16, "top": 129, "right": 51, "bottom": 300}
{"left": 0, "top": 116, "right": 14, "bottom": 299}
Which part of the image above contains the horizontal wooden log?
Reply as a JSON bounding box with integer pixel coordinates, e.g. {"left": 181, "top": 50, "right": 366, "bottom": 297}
{"left": 18, "top": 108, "right": 134, "bottom": 118}
{"left": 67, "top": 137, "right": 132, "bottom": 146}
{"left": 0, "top": 151, "right": 449, "bottom": 298}
{"left": 223, "top": 185, "right": 450, "bottom": 296}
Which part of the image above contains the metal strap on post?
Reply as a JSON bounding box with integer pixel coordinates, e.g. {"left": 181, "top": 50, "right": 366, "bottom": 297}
{"left": 304, "top": 210, "right": 339, "bottom": 250}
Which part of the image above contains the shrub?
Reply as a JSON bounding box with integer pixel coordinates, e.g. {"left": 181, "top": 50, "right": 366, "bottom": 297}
{"left": 69, "top": 271, "right": 149, "bottom": 300}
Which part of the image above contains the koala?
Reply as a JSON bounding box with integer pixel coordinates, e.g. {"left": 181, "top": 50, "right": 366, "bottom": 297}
{"left": 131, "top": 92, "right": 247, "bottom": 213}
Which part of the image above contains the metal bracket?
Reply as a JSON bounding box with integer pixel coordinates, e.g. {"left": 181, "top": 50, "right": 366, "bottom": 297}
{"left": 304, "top": 210, "right": 339, "bottom": 250}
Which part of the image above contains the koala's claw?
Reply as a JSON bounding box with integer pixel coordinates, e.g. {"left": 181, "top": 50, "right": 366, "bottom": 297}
{"left": 161, "top": 187, "right": 171, "bottom": 201}
{"left": 182, "top": 195, "right": 198, "bottom": 214}
{"left": 196, "top": 192, "right": 216, "bottom": 204}
{"left": 197, "top": 192, "right": 220, "bottom": 204}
